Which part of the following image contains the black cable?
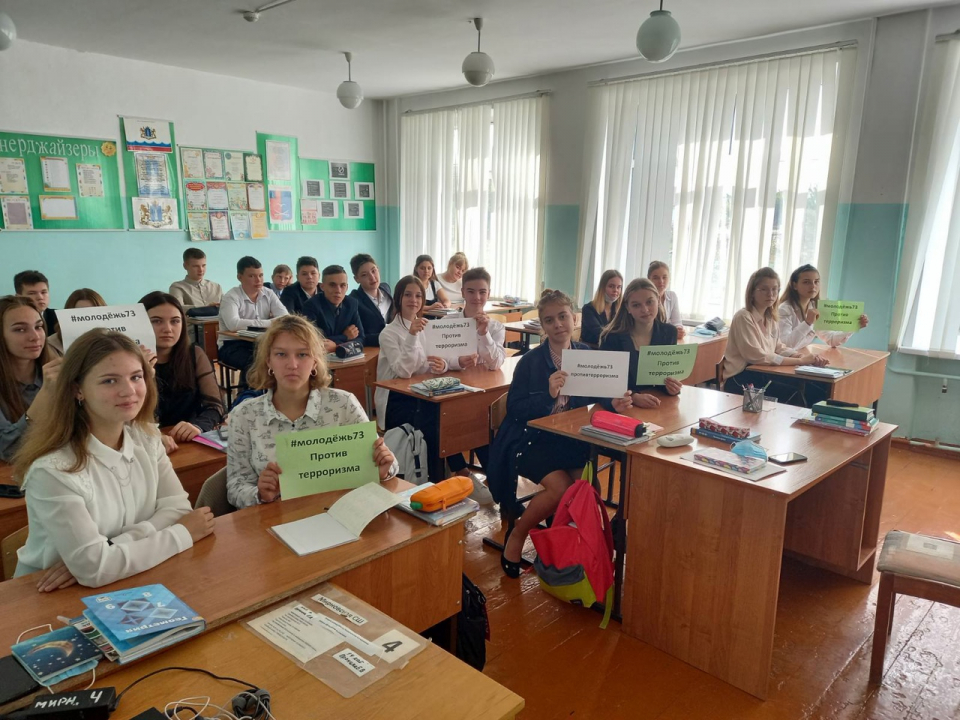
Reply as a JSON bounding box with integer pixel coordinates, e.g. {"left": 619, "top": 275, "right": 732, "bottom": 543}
{"left": 113, "top": 666, "right": 258, "bottom": 709}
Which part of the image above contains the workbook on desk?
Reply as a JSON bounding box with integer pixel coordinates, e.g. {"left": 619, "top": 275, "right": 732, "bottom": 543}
{"left": 795, "top": 365, "right": 851, "bottom": 379}
{"left": 270, "top": 482, "right": 401, "bottom": 556}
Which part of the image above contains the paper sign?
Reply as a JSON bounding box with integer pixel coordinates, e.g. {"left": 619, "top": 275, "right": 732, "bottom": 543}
{"left": 246, "top": 602, "right": 340, "bottom": 663}
{"left": 312, "top": 594, "right": 367, "bottom": 626}
{"left": 333, "top": 649, "right": 375, "bottom": 677}
{"left": 561, "top": 349, "right": 629, "bottom": 398}
{"left": 276, "top": 421, "right": 379, "bottom": 499}
{"left": 424, "top": 317, "right": 478, "bottom": 360}
{"left": 372, "top": 629, "right": 419, "bottom": 664}
{"left": 59, "top": 303, "right": 156, "bottom": 352}
{"left": 636, "top": 344, "right": 699, "bottom": 384}
{"left": 815, "top": 300, "right": 864, "bottom": 333}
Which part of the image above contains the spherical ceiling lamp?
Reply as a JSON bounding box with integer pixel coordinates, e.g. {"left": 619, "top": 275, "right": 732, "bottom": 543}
{"left": 636, "top": 0, "right": 680, "bottom": 63}
{"left": 336, "top": 51, "right": 363, "bottom": 109}
{"left": 462, "top": 17, "right": 495, "bottom": 87}
{"left": 0, "top": 11, "right": 17, "bottom": 52}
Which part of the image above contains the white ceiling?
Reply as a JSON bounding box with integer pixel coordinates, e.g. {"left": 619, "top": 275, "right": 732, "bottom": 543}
{"left": 1, "top": 0, "right": 955, "bottom": 98}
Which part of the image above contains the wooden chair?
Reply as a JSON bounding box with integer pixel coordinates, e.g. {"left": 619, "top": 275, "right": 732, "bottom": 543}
{"left": 195, "top": 467, "right": 237, "bottom": 517}
{"left": 216, "top": 360, "right": 245, "bottom": 409}
{"left": 715, "top": 359, "right": 725, "bottom": 389}
{"left": 870, "top": 530, "right": 960, "bottom": 683}
{"left": 2, "top": 526, "right": 28, "bottom": 581}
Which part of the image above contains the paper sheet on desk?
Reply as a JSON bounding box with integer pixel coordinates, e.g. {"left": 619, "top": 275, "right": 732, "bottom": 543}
{"left": 246, "top": 602, "right": 341, "bottom": 663}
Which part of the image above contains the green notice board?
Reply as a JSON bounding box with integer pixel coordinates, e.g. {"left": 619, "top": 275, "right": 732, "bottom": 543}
{"left": 256, "top": 131, "right": 300, "bottom": 232}
{"left": 299, "top": 157, "right": 376, "bottom": 231}
{"left": 0, "top": 131, "right": 123, "bottom": 230}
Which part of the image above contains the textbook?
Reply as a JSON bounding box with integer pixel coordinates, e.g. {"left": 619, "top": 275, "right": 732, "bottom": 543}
{"left": 326, "top": 352, "right": 366, "bottom": 364}
{"left": 72, "top": 584, "right": 205, "bottom": 664}
{"left": 579, "top": 424, "right": 659, "bottom": 447}
{"left": 690, "top": 426, "right": 762, "bottom": 444}
{"left": 795, "top": 366, "right": 851, "bottom": 379}
{"left": 394, "top": 484, "right": 480, "bottom": 526}
{"left": 810, "top": 412, "right": 877, "bottom": 432}
{"left": 12, "top": 625, "right": 102, "bottom": 686}
{"left": 812, "top": 401, "right": 875, "bottom": 422}
{"left": 796, "top": 410, "right": 879, "bottom": 437}
{"left": 193, "top": 428, "right": 227, "bottom": 451}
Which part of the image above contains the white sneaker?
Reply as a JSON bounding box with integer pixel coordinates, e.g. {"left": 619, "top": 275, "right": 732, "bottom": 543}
{"left": 467, "top": 473, "right": 494, "bottom": 506}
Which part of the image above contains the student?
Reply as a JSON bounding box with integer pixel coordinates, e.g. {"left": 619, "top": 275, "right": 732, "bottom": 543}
{"left": 413, "top": 255, "right": 450, "bottom": 310}
{"left": 280, "top": 256, "right": 321, "bottom": 315}
{"left": 169, "top": 248, "right": 223, "bottom": 308}
{"left": 600, "top": 278, "right": 681, "bottom": 408}
{"left": 489, "top": 290, "right": 631, "bottom": 578}
{"left": 580, "top": 269, "right": 623, "bottom": 347}
{"left": 226, "top": 315, "right": 397, "bottom": 508}
{"left": 303, "top": 265, "right": 364, "bottom": 353}
{"left": 265, "top": 264, "right": 293, "bottom": 297}
{"left": 647, "top": 261, "right": 685, "bottom": 338}
{"left": 778, "top": 264, "right": 870, "bottom": 351}
{"left": 13, "top": 270, "right": 58, "bottom": 334}
{"left": 721, "top": 267, "right": 828, "bottom": 402}
{"left": 218, "top": 256, "right": 288, "bottom": 384}
{"left": 349, "top": 253, "right": 394, "bottom": 347}
{"left": 13, "top": 329, "right": 215, "bottom": 590}
{"left": 447, "top": 267, "right": 506, "bottom": 373}
{"left": 0, "top": 296, "right": 60, "bottom": 462}
{"left": 140, "top": 292, "right": 224, "bottom": 447}
{"left": 435, "top": 252, "right": 468, "bottom": 305}
{"left": 47, "top": 288, "right": 107, "bottom": 356}
{"left": 375, "top": 276, "right": 446, "bottom": 432}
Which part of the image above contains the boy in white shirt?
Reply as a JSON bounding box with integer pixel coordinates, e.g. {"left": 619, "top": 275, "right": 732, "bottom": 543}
{"left": 447, "top": 267, "right": 506, "bottom": 371}
{"left": 169, "top": 248, "right": 223, "bottom": 308}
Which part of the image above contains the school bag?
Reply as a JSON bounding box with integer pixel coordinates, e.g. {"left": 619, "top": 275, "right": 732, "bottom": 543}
{"left": 456, "top": 574, "right": 490, "bottom": 670}
{"left": 529, "top": 466, "right": 615, "bottom": 628}
{"left": 382, "top": 423, "right": 429, "bottom": 484}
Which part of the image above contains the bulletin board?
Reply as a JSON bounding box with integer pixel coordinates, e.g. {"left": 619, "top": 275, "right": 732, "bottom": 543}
{"left": 119, "top": 116, "right": 182, "bottom": 231}
{"left": 256, "top": 131, "right": 300, "bottom": 232}
{"left": 178, "top": 145, "right": 268, "bottom": 242}
{"left": 299, "top": 157, "right": 376, "bottom": 232}
{"left": 0, "top": 130, "right": 123, "bottom": 230}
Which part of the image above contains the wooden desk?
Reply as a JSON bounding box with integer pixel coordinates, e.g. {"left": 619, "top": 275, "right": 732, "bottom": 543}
{"left": 747, "top": 346, "right": 889, "bottom": 407}
{"left": 0, "top": 478, "right": 466, "bottom": 713}
{"left": 680, "top": 332, "right": 728, "bottom": 386}
{"left": 622, "top": 403, "right": 896, "bottom": 698}
{"left": 374, "top": 357, "right": 519, "bottom": 481}
{"left": 104, "top": 591, "right": 523, "bottom": 720}
{"left": 503, "top": 321, "right": 540, "bottom": 353}
{"left": 187, "top": 316, "right": 220, "bottom": 365}
{"left": 424, "top": 301, "right": 534, "bottom": 319}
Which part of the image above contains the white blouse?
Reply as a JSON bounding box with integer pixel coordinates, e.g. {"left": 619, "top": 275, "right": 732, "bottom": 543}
{"left": 15, "top": 425, "right": 194, "bottom": 587}
{"left": 375, "top": 318, "right": 438, "bottom": 431}
{"left": 227, "top": 387, "right": 395, "bottom": 508}
{"left": 662, "top": 290, "right": 682, "bottom": 327}
{"left": 778, "top": 301, "right": 853, "bottom": 351}
{"left": 435, "top": 275, "right": 463, "bottom": 305}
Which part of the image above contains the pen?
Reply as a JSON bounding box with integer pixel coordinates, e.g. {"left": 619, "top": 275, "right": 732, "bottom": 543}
{"left": 762, "top": 381, "right": 772, "bottom": 392}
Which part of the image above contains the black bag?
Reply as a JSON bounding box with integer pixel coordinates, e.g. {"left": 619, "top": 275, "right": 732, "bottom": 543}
{"left": 335, "top": 339, "right": 364, "bottom": 358}
{"left": 456, "top": 574, "right": 489, "bottom": 671}
{"left": 186, "top": 306, "right": 219, "bottom": 318}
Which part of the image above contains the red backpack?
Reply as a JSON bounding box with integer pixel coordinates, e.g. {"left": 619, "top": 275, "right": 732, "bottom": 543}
{"left": 529, "top": 470, "right": 615, "bottom": 627}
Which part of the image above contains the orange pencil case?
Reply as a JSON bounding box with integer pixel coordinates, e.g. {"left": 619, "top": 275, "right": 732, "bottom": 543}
{"left": 410, "top": 476, "right": 473, "bottom": 512}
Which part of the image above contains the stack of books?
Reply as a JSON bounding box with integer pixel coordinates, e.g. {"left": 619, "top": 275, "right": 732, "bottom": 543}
{"left": 410, "top": 379, "right": 466, "bottom": 397}
{"left": 795, "top": 365, "right": 850, "bottom": 379}
{"left": 523, "top": 318, "right": 542, "bottom": 331}
{"left": 395, "top": 484, "right": 480, "bottom": 526}
{"left": 326, "top": 352, "right": 366, "bottom": 364}
{"left": 797, "top": 401, "right": 878, "bottom": 436}
{"left": 693, "top": 447, "right": 767, "bottom": 474}
{"left": 690, "top": 417, "right": 761, "bottom": 444}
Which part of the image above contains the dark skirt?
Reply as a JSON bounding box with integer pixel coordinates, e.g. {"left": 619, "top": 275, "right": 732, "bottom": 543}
{"left": 515, "top": 427, "right": 592, "bottom": 484}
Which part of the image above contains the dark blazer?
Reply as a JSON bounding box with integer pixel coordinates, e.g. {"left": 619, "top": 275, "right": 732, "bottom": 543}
{"left": 350, "top": 283, "right": 394, "bottom": 347}
{"left": 486, "top": 341, "right": 597, "bottom": 509}
{"left": 302, "top": 293, "right": 365, "bottom": 345}
{"left": 579, "top": 303, "right": 610, "bottom": 347}
{"left": 42, "top": 308, "right": 58, "bottom": 333}
{"left": 280, "top": 282, "right": 319, "bottom": 316}
{"left": 600, "top": 319, "right": 678, "bottom": 399}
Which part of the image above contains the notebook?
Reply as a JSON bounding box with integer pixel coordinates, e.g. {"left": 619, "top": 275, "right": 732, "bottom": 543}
{"left": 11, "top": 625, "right": 101, "bottom": 687}
{"left": 394, "top": 484, "right": 480, "bottom": 526}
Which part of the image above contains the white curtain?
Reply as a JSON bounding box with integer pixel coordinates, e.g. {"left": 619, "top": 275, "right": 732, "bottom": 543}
{"left": 892, "top": 39, "right": 960, "bottom": 357}
{"left": 578, "top": 47, "right": 857, "bottom": 320}
{"left": 400, "top": 96, "right": 544, "bottom": 300}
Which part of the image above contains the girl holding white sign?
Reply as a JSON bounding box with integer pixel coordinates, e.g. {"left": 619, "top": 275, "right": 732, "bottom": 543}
{"left": 227, "top": 315, "right": 397, "bottom": 509}
{"left": 600, "top": 278, "right": 681, "bottom": 409}
{"left": 778, "top": 264, "right": 869, "bottom": 350}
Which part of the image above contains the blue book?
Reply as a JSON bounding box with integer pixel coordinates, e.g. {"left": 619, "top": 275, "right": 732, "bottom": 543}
{"left": 12, "top": 625, "right": 102, "bottom": 686}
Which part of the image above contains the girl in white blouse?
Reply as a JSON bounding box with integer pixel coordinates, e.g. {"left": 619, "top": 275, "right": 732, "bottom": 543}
{"left": 14, "top": 329, "right": 214, "bottom": 591}
{"left": 778, "top": 264, "right": 869, "bottom": 350}
{"left": 435, "top": 252, "right": 469, "bottom": 306}
{"left": 227, "top": 315, "right": 397, "bottom": 509}
{"left": 647, "top": 261, "right": 685, "bottom": 338}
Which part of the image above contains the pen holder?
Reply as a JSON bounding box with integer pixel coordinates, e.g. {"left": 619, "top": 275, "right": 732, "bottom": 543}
{"left": 742, "top": 387, "right": 765, "bottom": 413}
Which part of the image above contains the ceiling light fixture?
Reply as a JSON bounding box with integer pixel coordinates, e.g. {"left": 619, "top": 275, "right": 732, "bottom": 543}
{"left": 337, "top": 52, "right": 363, "bottom": 109}
{"left": 636, "top": 0, "right": 681, "bottom": 63}
{"left": 0, "top": 11, "right": 16, "bottom": 51}
{"left": 462, "top": 17, "right": 495, "bottom": 87}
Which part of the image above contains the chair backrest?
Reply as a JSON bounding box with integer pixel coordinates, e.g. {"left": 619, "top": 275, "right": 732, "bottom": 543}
{"left": 521, "top": 309, "right": 539, "bottom": 322}
{"left": 1, "top": 526, "right": 28, "bottom": 581}
{"left": 489, "top": 392, "right": 509, "bottom": 440}
{"left": 195, "top": 467, "right": 236, "bottom": 517}
{"left": 716, "top": 359, "right": 725, "bottom": 387}
{"left": 572, "top": 312, "right": 583, "bottom": 343}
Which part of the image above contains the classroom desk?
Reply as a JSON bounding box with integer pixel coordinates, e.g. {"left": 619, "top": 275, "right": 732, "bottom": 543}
{"left": 680, "top": 331, "right": 728, "bottom": 386}
{"left": 0, "top": 437, "right": 225, "bottom": 547}
{"left": 0, "top": 478, "right": 467, "bottom": 714}
{"left": 374, "top": 357, "right": 519, "bottom": 482}
{"left": 103, "top": 589, "right": 524, "bottom": 720}
{"left": 746, "top": 345, "right": 889, "bottom": 408}
{"left": 621, "top": 403, "right": 896, "bottom": 698}
{"left": 187, "top": 315, "right": 220, "bottom": 365}
{"left": 424, "top": 301, "right": 533, "bottom": 318}
{"left": 502, "top": 320, "right": 540, "bottom": 353}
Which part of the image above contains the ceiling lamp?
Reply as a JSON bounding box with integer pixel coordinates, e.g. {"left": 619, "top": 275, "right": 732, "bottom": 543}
{"left": 337, "top": 52, "right": 363, "bottom": 109}
{"left": 0, "top": 11, "right": 16, "bottom": 51}
{"left": 636, "top": 0, "right": 681, "bottom": 63}
{"left": 462, "top": 17, "right": 495, "bottom": 87}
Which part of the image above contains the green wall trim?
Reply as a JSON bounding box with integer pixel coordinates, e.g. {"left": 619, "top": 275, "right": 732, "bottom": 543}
{"left": 543, "top": 204, "right": 580, "bottom": 296}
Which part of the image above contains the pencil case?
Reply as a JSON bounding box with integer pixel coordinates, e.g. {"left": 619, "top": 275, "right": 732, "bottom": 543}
{"left": 699, "top": 417, "right": 750, "bottom": 439}
{"left": 410, "top": 476, "right": 473, "bottom": 512}
{"left": 591, "top": 411, "right": 646, "bottom": 438}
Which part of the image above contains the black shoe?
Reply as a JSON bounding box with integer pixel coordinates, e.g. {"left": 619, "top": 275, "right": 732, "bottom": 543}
{"left": 500, "top": 528, "right": 521, "bottom": 579}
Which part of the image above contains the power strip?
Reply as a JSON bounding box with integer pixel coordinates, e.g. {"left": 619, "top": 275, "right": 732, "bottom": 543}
{"left": 5, "top": 688, "right": 115, "bottom": 720}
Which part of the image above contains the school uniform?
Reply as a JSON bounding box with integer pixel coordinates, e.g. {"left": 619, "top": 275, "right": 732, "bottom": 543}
{"left": 580, "top": 303, "right": 611, "bottom": 346}
{"left": 423, "top": 279, "right": 443, "bottom": 306}
{"left": 155, "top": 345, "right": 224, "bottom": 431}
{"left": 279, "top": 281, "right": 320, "bottom": 316}
{"left": 302, "top": 294, "right": 365, "bottom": 346}
{"left": 350, "top": 283, "right": 394, "bottom": 347}
{"left": 778, "top": 301, "right": 853, "bottom": 351}
{"left": 662, "top": 290, "right": 682, "bottom": 327}
{"left": 375, "top": 317, "right": 436, "bottom": 432}
{"left": 217, "top": 285, "right": 288, "bottom": 383}
{"left": 0, "top": 369, "right": 41, "bottom": 462}
{"left": 444, "top": 311, "right": 506, "bottom": 371}
{"left": 15, "top": 425, "right": 194, "bottom": 587}
{"left": 42, "top": 308, "right": 58, "bottom": 334}
{"left": 599, "top": 319, "right": 678, "bottom": 395}
{"left": 436, "top": 275, "right": 463, "bottom": 305}
{"left": 169, "top": 278, "right": 223, "bottom": 307}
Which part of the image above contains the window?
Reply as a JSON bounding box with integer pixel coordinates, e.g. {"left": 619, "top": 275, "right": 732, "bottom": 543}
{"left": 399, "top": 96, "right": 544, "bottom": 300}
{"left": 578, "top": 47, "right": 857, "bottom": 320}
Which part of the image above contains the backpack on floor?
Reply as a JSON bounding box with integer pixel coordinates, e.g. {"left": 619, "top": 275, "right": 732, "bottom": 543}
{"left": 529, "top": 465, "right": 615, "bottom": 628}
{"left": 383, "top": 423, "right": 429, "bottom": 484}
{"left": 456, "top": 574, "right": 490, "bottom": 670}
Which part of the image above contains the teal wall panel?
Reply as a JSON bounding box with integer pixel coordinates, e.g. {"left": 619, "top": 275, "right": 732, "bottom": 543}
{"left": 542, "top": 204, "right": 580, "bottom": 296}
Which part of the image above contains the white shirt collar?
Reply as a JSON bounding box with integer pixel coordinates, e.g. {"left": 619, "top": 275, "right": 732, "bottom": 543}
{"left": 86, "top": 425, "right": 137, "bottom": 465}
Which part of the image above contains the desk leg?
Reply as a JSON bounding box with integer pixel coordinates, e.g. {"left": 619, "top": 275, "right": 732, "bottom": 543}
{"left": 415, "top": 399, "right": 445, "bottom": 484}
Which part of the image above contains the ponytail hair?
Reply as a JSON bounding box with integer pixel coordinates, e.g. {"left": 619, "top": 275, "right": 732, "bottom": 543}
{"left": 537, "top": 288, "right": 574, "bottom": 318}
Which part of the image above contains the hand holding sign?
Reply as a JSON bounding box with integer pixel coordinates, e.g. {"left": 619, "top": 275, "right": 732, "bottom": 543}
{"left": 276, "top": 421, "right": 379, "bottom": 500}
{"left": 814, "top": 300, "right": 865, "bottom": 333}
{"left": 424, "top": 317, "right": 478, "bottom": 362}
{"left": 560, "top": 350, "right": 629, "bottom": 398}
{"left": 58, "top": 303, "right": 156, "bottom": 353}
{"left": 636, "top": 344, "right": 698, "bottom": 385}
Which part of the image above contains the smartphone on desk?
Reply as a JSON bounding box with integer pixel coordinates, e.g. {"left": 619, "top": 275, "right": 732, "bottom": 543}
{"left": 0, "top": 483, "right": 24, "bottom": 499}
{"left": 769, "top": 452, "right": 807, "bottom": 466}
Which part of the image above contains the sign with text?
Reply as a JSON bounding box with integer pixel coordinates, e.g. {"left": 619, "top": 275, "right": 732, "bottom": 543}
{"left": 276, "top": 421, "right": 378, "bottom": 500}
{"left": 59, "top": 303, "right": 156, "bottom": 353}
{"left": 561, "top": 349, "right": 629, "bottom": 398}
{"left": 636, "top": 344, "right": 698, "bottom": 384}
{"left": 815, "top": 300, "right": 864, "bottom": 333}
{"left": 423, "top": 317, "right": 478, "bottom": 361}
